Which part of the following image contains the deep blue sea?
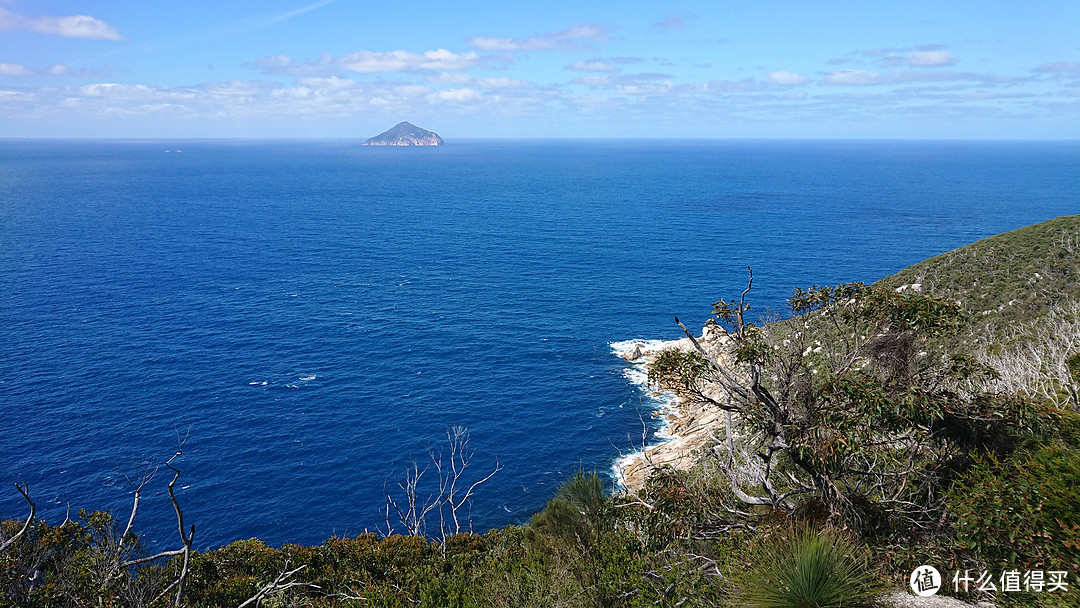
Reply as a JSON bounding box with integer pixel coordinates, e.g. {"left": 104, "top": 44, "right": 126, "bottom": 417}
{"left": 2, "top": 139, "right": 1078, "bottom": 550}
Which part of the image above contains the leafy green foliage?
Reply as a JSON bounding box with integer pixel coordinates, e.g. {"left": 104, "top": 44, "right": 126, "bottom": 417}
{"left": 0, "top": 510, "right": 184, "bottom": 608}
{"left": 950, "top": 432, "right": 1080, "bottom": 575}
{"left": 648, "top": 351, "right": 713, "bottom": 398}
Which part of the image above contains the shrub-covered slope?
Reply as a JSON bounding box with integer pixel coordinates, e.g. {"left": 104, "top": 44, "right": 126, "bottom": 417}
{"left": 874, "top": 215, "right": 1080, "bottom": 348}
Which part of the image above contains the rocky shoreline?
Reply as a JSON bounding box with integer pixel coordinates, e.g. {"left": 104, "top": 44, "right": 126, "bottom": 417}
{"left": 616, "top": 326, "right": 735, "bottom": 492}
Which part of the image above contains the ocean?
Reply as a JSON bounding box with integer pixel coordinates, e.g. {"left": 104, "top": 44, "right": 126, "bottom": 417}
{"left": 1, "top": 139, "right": 1077, "bottom": 550}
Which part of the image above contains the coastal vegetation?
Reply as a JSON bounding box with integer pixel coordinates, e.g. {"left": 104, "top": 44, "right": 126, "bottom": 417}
{"left": 3, "top": 216, "right": 1079, "bottom": 607}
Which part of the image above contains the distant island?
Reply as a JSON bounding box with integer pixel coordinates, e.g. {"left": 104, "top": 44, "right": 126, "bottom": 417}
{"left": 362, "top": 122, "right": 443, "bottom": 146}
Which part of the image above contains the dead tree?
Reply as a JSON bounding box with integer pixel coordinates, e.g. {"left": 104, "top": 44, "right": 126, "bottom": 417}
{"left": 433, "top": 426, "right": 503, "bottom": 538}
{"left": 384, "top": 426, "right": 502, "bottom": 542}
{"left": 1, "top": 433, "right": 196, "bottom": 606}
{"left": 112, "top": 434, "right": 195, "bottom": 607}
{"left": 0, "top": 482, "right": 35, "bottom": 553}
{"left": 384, "top": 460, "right": 440, "bottom": 537}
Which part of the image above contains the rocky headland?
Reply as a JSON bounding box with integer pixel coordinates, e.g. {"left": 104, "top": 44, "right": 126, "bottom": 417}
{"left": 617, "top": 324, "right": 737, "bottom": 491}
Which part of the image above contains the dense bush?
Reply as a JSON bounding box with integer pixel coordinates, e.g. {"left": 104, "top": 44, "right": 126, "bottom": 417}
{"left": 950, "top": 437, "right": 1080, "bottom": 573}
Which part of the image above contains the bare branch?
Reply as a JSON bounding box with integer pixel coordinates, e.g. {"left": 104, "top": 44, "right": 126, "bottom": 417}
{"left": 163, "top": 435, "right": 194, "bottom": 607}
{"left": 0, "top": 482, "right": 36, "bottom": 553}
{"left": 384, "top": 427, "right": 501, "bottom": 541}
{"left": 237, "top": 563, "right": 320, "bottom": 608}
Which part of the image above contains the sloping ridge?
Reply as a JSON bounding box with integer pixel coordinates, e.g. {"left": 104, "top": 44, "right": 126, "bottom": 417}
{"left": 874, "top": 214, "right": 1080, "bottom": 348}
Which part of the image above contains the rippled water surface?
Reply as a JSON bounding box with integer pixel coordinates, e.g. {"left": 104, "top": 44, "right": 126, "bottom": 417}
{"left": 2, "top": 139, "right": 1077, "bottom": 548}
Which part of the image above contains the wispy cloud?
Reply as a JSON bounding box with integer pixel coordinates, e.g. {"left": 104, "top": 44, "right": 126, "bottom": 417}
{"left": 821, "top": 69, "right": 883, "bottom": 86}
{"left": 427, "top": 72, "right": 536, "bottom": 89}
{"left": 259, "top": 0, "right": 339, "bottom": 28}
{"left": 0, "top": 7, "right": 124, "bottom": 40}
{"left": 879, "top": 50, "right": 956, "bottom": 67}
{"left": 0, "top": 62, "right": 34, "bottom": 77}
{"left": 820, "top": 68, "right": 993, "bottom": 87}
{"left": 571, "top": 72, "right": 672, "bottom": 87}
{"left": 337, "top": 49, "right": 481, "bottom": 73}
{"left": 566, "top": 60, "right": 616, "bottom": 72}
{"left": 905, "top": 50, "right": 956, "bottom": 66}
{"left": 254, "top": 49, "right": 482, "bottom": 76}
{"left": 1035, "top": 61, "right": 1080, "bottom": 76}
{"left": 468, "top": 24, "right": 612, "bottom": 52}
{"left": 852, "top": 45, "right": 957, "bottom": 68}
{"left": 767, "top": 70, "right": 810, "bottom": 86}
{"left": 654, "top": 14, "right": 684, "bottom": 30}
{"left": 252, "top": 54, "right": 336, "bottom": 76}
{"left": 0, "top": 61, "right": 98, "bottom": 77}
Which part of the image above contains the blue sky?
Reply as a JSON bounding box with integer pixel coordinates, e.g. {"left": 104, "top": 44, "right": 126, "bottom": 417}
{"left": 1, "top": 0, "right": 1078, "bottom": 138}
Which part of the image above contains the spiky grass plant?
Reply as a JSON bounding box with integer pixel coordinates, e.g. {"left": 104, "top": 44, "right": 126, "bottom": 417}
{"left": 737, "top": 525, "right": 885, "bottom": 608}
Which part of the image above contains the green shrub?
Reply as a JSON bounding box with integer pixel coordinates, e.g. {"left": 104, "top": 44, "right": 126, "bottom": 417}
{"left": 528, "top": 469, "right": 609, "bottom": 548}
{"left": 735, "top": 525, "right": 885, "bottom": 608}
{"left": 950, "top": 442, "right": 1080, "bottom": 573}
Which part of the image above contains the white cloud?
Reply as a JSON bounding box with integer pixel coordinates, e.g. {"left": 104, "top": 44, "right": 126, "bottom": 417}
{"left": 566, "top": 60, "right": 616, "bottom": 72}
{"left": 0, "top": 62, "right": 80, "bottom": 77}
{"left": 0, "top": 62, "right": 34, "bottom": 76}
{"left": 821, "top": 69, "right": 884, "bottom": 86}
{"left": 337, "top": 49, "right": 480, "bottom": 73}
{"left": 252, "top": 53, "right": 336, "bottom": 76}
{"left": 254, "top": 54, "right": 294, "bottom": 70}
{"left": 431, "top": 88, "right": 482, "bottom": 103}
{"left": 767, "top": 70, "right": 810, "bottom": 86}
{"left": 570, "top": 75, "right": 612, "bottom": 88}
{"left": 615, "top": 82, "right": 673, "bottom": 96}
{"left": 0, "top": 89, "right": 37, "bottom": 102}
{"left": 571, "top": 72, "right": 674, "bottom": 90}
{"left": 702, "top": 78, "right": 760, "bottom": 93}
{"left": 468, "top": 23, "right": 611, "bottom": 52}
{"left": 906, "top": 50, "right": 955, "bottom": 66}
{"left": 427, "top": 72, "right": 534, "bottom": 89}
{"left": 0, "top": 7, "right": 124, "bottom": 40}
{"left": 295, "top": 76, "right": 358, "bottom": 91}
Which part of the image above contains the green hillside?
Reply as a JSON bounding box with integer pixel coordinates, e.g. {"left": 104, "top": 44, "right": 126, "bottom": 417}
{"left": 874, "top": 215, "right": 1080, "bottom": 349}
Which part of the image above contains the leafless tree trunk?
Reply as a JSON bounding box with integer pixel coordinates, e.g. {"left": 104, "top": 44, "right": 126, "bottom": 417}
{"left": 118, "top": 433, "right": 194, "bottom": 607}
{"left": 384, "top": 426, "right": 502, "bottom": 543}
{"left": 434, "top": 426, "right": 503, "bottom": 539}
{"left": 0, "top": 482, "right": 35, "bottom": 553}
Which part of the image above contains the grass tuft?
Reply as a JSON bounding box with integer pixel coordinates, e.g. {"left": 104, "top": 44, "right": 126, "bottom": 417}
{"left": 738, "top": 525, "right": 885, "bottom": 608}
